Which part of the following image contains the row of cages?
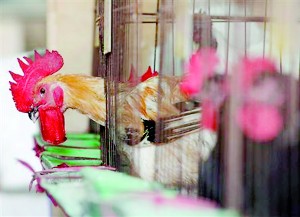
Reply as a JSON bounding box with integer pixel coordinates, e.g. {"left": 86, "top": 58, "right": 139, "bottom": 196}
{"left": 92, "top": 0, "right": 300, "bottom": 216}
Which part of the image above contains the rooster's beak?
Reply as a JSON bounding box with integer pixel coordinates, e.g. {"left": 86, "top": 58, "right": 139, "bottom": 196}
{"left": 28, "top": 107, "right": 39, "bottom": 123}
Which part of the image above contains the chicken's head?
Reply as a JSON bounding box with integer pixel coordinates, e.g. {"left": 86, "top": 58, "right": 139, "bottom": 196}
{"left": 180, "top": 48, "right": 227, "bottom": 132}
{"left": 235, "top": 57, "right": 288, "bottom": 142}
{"left": 9, "top": 50, "right": 63, "bottom": 115}
{"left": 31, "top": 82, "right": 64, "bottom": 118}
{"left": 9, "top": 50, "right": 66, "bottom": 144}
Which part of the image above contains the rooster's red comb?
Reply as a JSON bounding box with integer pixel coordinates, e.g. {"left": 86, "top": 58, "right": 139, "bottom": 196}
{"left": 239, "top": 57, "right": 277, "bottom": 90}
{"left": 9, "top": 50, "right": 64, "bottom": 113}
{"left": 141, "top": 66, "right": 158, "bottom": 82}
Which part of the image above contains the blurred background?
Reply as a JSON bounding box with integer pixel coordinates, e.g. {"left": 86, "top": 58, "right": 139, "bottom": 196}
{"left": 0, "top": 0, "right": 94, "bottom": 216}
{"left": 1, "top": 0, "right": 299, "bottom": 216}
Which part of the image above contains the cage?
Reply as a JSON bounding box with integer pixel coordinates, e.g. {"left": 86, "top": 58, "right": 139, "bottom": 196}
{"left": 96, "top": 0, "right": 217, "bottom": 192}
{"left": 93, "top": 0, "right": 300, "bottom": 216}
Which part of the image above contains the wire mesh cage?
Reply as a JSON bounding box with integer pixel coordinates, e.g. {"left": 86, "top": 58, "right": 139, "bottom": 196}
{"left": 96, "top": 0, "right": 300, "bottom": 216}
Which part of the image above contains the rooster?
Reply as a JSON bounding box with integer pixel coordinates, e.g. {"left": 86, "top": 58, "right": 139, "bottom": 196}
{"left": 197, "top": 57, "right": 300, "bottom": 216}
{"left": 8, "top": 50, "right": 217, "bottom": 188}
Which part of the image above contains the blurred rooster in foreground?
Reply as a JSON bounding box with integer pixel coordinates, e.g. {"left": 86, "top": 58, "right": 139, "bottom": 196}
{"left": 196, "top": 57, "right": 300, "bottom": 216}
{"left": 8, "top": 50, "right": 217, "bottom": 188}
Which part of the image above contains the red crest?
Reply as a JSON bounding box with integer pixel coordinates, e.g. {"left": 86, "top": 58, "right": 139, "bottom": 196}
{"left": 9, "top": 50, "right": 64, "bottom": 112}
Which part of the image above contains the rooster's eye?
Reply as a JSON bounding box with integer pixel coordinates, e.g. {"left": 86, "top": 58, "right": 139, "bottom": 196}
{"left": 40, "top": 88, "right": 46, "bottom": 96}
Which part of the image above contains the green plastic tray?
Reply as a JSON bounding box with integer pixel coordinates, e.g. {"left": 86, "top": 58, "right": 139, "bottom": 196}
{"left": 34, "top": 133, "right": 102, "bottom": 169}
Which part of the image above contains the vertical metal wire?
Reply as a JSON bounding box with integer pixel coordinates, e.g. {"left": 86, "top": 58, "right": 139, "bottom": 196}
{"left": 108, "top": 0, "right": 114, "bottom": 166}
{"left": 244, "top": 2, "right": 253, "bottom": 212}
{"left": 107, "top": 0, "right": 114, "bottom": 167}
{"left": 263, "top": 0, "right": 268, "bottom": 58}
{"left": 98, "top": 0, "right": 108, "bottom": 166}
{"left": 192, "top": 0, "right": 196, "bottom": 54}
{"left": 126, "top": 0, "right": 129, "bottom": 80}
{"left": 172, "top": 0, "right": 178, "bottom": 189}
{"left": 287, "top": 55, "right": 299, "bottom": 216}
{"left": 171, "top": 0, "right": 175, "bottom": 75}
{"left": 243, "top": 1, "right": 252, "bottom": 213}
{"left": 260, "top": 2, "right": 271, "bottom": 216}
{"left": 208, "top": 0, "right": 211, "bottom": 48}
{"left": 112, "top": 0, "right": 117, "bottom": 169}
{"left": 154, "top": 0, "right": 160, "bottom": 73}
{"left": 106, "top": 61, "right": 112, "bottom": 167}
{"left": 206, "top": 0, "right": 215, "bottom": 199}
{"left": 280, "top": 50, "right": 283, "bottom": 73}
{"left": 244, "top": 141, "right": 252, "bottom": 214}
{"left": 154, "top": 0, "right": 168, "bottom": 188}
{"left": 115, "top": 0, "right": 127, "bottom": 170}
{"left": 154, "top": 3, "right": 160, "bottom": 187}
{"left": 208, "top": 0, "right": 210, "bottom": 15}
{"left": 225, "top": 0, "right": 231, "bottom": 74}
{"left": 244, "top": 0, "right": 247, "bottom": 57}
{"left": 134, "top": 0, "right": 141, "bottom": 174}
{"left": 224, "top": 0, "right": 244, "bottom": 211}
{"left": 112, "top": 0, "right": 119, "bottom": 168}
{"left": 268, "top": 0, "right": 273, "bottom": 58}
{"left": 224, "top": 73, "right": 244, "bottom": 210}
{"left": 193, "top": 0, "right": 196, "bottom": 13}
{"left": 90, "top": 0, "right": 101, "bottom": 135}
{"left": 135, "top": 0, "right": 139, "bottom": 78}
{"left": 109, "top": 0, "right": 113, "bottom": 167}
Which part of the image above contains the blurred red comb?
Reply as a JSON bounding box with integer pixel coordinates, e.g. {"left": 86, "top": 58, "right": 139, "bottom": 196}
{"left": 239, "top": 57, "right": 277, "bottom": 90}
{"left": 9, "top": 50, "right": 64, "bottom": 113}
{"left": 141, "top": 66, "right": 158, "bottom": 82}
